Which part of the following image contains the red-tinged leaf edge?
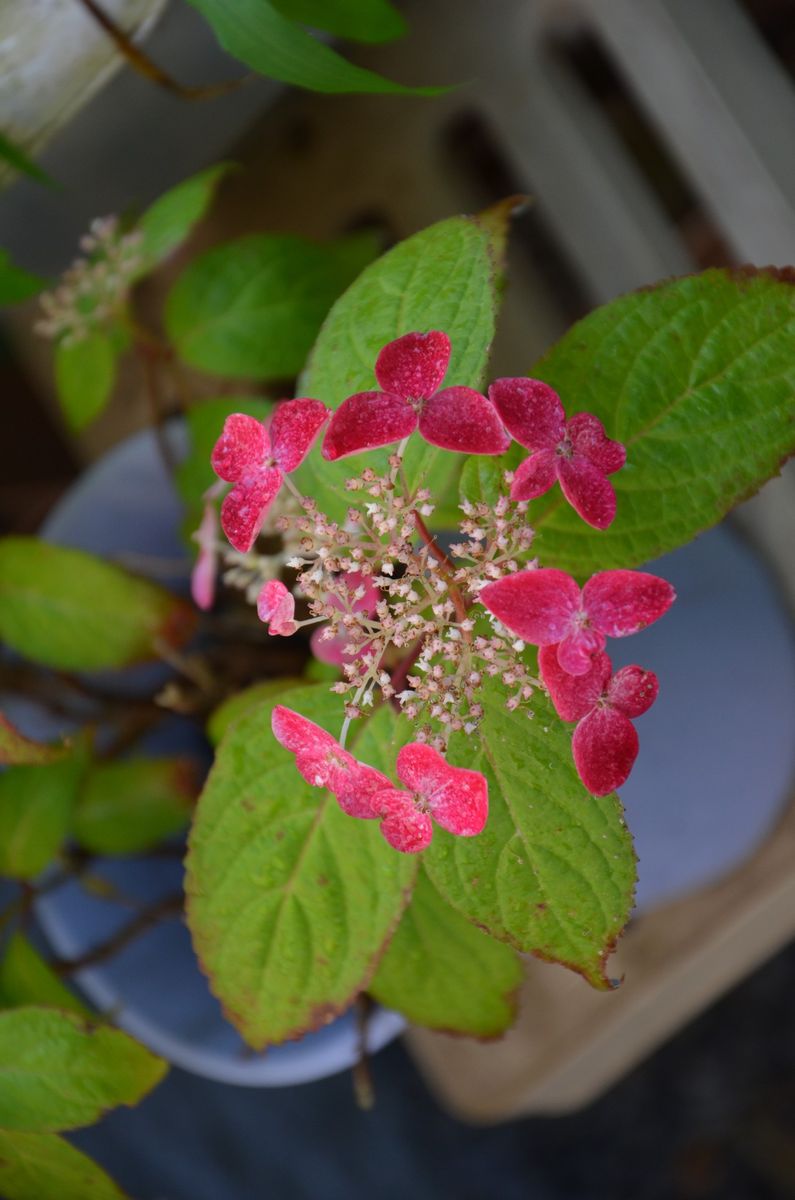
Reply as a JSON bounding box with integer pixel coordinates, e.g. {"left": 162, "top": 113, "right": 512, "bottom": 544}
{"left": 0, "top": 714, "right": 71, "bottom": 766}
{"left": 185, "top": 817, "right": 417, "bottom": 1047}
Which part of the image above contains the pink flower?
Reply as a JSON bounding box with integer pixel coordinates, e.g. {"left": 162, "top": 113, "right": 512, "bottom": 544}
{"left": 211, "top": 399, "right": 329, "bottom": 553}
{"left": 310, "top": 572, "right": 380, "bottom": 665}
{"left": 257, "top": 580, "right": 297, "bottom": 636}
{"left": 272, "top": 706, "right": 390, "bottom": 820}
{"left": 369, "top": 743, "right": 489, "bottom": 854}
{"left": 538, "top": 645, "right": 658, "bottom": 794}
{"left": 271, "top": 709, "right": 489, "bottom": 854}
{"left": 190, "top": 500, "right": 219, "bottom": 611}
{"left": 480, "top": 567, "right": 675, "bottom": 676}
{"left": 489, "top": 378, "right": 626, "bottom": 529}
{"left": 321, "top": 331, "right": 511, "bottom": 461}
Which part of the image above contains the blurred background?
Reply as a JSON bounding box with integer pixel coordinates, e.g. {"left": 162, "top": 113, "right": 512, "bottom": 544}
{"left": 1, "top": 1, "right": 795, "bottom": 1197}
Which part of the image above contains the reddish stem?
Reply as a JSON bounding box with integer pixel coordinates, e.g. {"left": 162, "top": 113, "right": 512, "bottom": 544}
{"left": 412, "top": 510, "right": 469, "bottom": 628}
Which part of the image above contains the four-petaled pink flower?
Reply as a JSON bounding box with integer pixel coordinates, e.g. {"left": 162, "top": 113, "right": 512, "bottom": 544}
{"left": 211, "top": 399, "right": 329, "bottom": 553}
{"left": 369, "top": 742, "right": 489, "bottom": 853}
{"left": 257, "top": 580, "right": 297, "bottom": 637}
{"left": 190, "top": 499, "right": 219, "bottom": 611}
{"left": 310, "top": 571, "right": 380, "bottom": 665}
{"left": 480, "top": 567, "right": 675, "bottom": 676}
{"left": 321, "top": 331, "right": 511, "bottom": 461}
{"left": 538, "top": 645, "right": 658, "bottom": 795}
{"left": 489, "top": 378, "right": 626, "bottom": 529}
{"left": 271, "top": 707, "right": 489, "bottom": 854}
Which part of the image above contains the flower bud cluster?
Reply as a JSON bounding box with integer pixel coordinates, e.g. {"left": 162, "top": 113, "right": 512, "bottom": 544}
{"left": 35, "top": 216, "right": 143, "bottom": 345}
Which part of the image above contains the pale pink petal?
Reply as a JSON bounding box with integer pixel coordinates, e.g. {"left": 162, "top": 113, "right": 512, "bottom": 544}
{"left": 269, "top": 397, "right": 329, "bottom": 474}
{"left": 567, "top": 413, "right": 626, "bottom": 475}
{"left": 557, "top": 455, "right": 617, "bottom": 530}
{"left": 556, "top": 626, "right": 606, "bottom": 676}
{"left": 321, "top": 391, "right": 416, "bottom": 461}
{"left": 190, "top": 502, "right": 218, "bottom": 611}
{"left": 374, "top": 787, "right": 434, "bottom": 854}
{"left": 479, "top": 568, "right": 581, "bottom": 645}
{"left": 607, "top": 665, "right": 659, "bottom": 718}
{"left": 256, "top": 580, "right": 297, "bottom": 636}
{"left": 572, "top": 707, "right": 639, "bottom": 795}
{"left": 272, "top": 706, "right": 337, "bottom": 757}
{"left": 220, "top": 467, "right": 282, "bottom": 553}
{"left": 333, "top": 762, "right": 392, "bottom": 820}
{"left": 395, "top": 743, "right": 488, "bottom": 838}
{"left": 295, "top": 743, "right": 358, "bottom": 791}
{"left": 510, "top": 449, "right": 558, "bottom": 501}
{"left": 538, "top": 644, "right": 610, "bottom": 721}
{"left": 583, "top": 571, "right": 676, "bottom": 638}
{"left": 271, "top": 706, "right": 358, "bottom": 791}
{"left": 374, "top": 331, "right": 451, "bottom": 400}
{"left": 418, "top": 387, "right": 511, "bottom": 455}
{"left": 211, "top": 413, "right": 270, "bottom": 482}
{"left": 488, "top": 378, "right": 565, "bottom": 450}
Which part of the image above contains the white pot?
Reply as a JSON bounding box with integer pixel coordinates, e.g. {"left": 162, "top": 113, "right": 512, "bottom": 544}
{"left": 0, "top": 0, "right": 167, "bottom": 185}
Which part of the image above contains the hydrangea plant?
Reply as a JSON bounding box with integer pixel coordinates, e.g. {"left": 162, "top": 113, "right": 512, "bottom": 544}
{"left": 0, "top": 163, "right": 794, "bottom": 1196}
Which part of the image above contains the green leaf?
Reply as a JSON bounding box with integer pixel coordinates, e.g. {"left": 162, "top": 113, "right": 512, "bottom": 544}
{"left": 0, "top": 742, "right": 89, "bottom": 880}
{"left": 0, "top": 1007, "right": 167, "bottom": 1132}
{"left": 270, "top": 0, "right": 407, "bottom": 42}
{"left": 369, "top": 868, "right": 523, "bottom": 1037}
{"left": 294, "top": 204, "right": 512, "bottom": 522}
{"left": 424, "top": 680, "right": 636, "bottom": 990}
{"left": 136, "top": 163, "right": 231, "bottom": 270}
{"left": 0, "top": 936, "right": 92, "bottom": 1019}
{"left": 459, "top": 455, "right": 505, "bottom": 510}
{"left": 0, "top": 714, "right": 69, "bottom": 766}
{"left": 0, "top": 249, "right": 46, "bottom": 306}
{"left": 0, "top": 537, "right": 195, "bottom": 671}
{"left": 165, "top": 232, "right": 378, "bottom": 379}
{"left": 186, "top": 686, "right": 416, "bottom": 1047}
{"left": 522, "top": 268, "right": 795, "bottom": 574}
{"left": 206, "top": 678, "right": 302, "bottom": 746}
{"left": 184, "top": 0, "right": 441, "bottom": 94}
{"left": 176, "top": 396, "right": 272, "bottom": 517}
{"left": 0, "top": 1130, "right": 125, "bottom": 1200}
{"left": 54, "top": 333, "right": 117, "bottom": 432}
{"left": 73, "top": 758, "right": 195, "bottom": 856}
{"left": 0, "top": 133, "right": 54, "bottom": 187}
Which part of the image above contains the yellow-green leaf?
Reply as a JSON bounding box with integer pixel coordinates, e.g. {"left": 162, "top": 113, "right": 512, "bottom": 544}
{"left": 424, "top": 681, "right": 637, "bottom": 990}
{"left": 0, "top": 1007, "right": 166, "bottom": 1132}
{"left": 0, "top": 1130, "right": 125, "bottom": 1200}
{"left": 0, "top": 936, "right": 92, "bottom": 1019}
{"left": 0, "top": 538, "right": 195, "bottom": 671}
{"left": 73, "top": 757, "right": 195, "bottom": 856}
{"left": 186, "top": 687, "right": 416, "bottom": 1047}
{"left": 370, "top": 868, "right": 523, "bottom": 1037}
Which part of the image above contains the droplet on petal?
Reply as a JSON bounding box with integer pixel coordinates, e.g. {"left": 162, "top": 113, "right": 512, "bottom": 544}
{"left": 538, "top": 645, "right": 611, "bottom": 721}
{"left": 396, "top": 742, "right": 488, "bottom": 837}
{"left": 418, "top": 387, "right": 511, "bottom": 455}
{"left": 322, "top": 391, "right": 417, "bottom": 461}
{"left": 211, "top": 413, "right": 270, "bottom": 482}
{"left": 374, "top": 331, "right": 451, "bottom": 400}
{"left": 373, "top": 787, "right": 434, "bottom": 853}
{"left": 489, "top": 377, "right": 566, "bottom": 448}
{"left": 572, "top": 706, "right": 639, "bottom": 796}
{"left": 220, "top": 467, "right": 282, "bottom": 553}
{"left": 582, "top": 571, "right": 676, "bottom": 638}
{"left": 269, "top": 398, "right": 329, "bottom": 473}
{"left": 607, "top": 665, "right": 659, "bottom": 718}
{"left": 480, "top": 568, "right": 581, "bottom": 646}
